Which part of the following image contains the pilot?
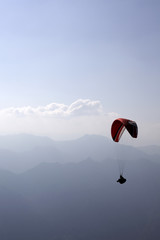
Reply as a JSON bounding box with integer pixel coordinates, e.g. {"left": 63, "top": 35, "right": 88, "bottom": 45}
{"left": 117, "top": 175, "right": 126, "bottom": 184}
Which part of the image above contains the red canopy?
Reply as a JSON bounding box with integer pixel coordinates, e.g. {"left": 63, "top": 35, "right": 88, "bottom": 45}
{"left": 111, "top": 118, "right": 138, "bottom": 142}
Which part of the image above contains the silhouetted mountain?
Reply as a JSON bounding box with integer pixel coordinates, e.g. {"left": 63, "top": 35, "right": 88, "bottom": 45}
{"left": 0, "top": 134, "right": 54, "bottom": 152}
{"left": 0, "top": 134, "right": 159, "bottom": 239}
{"left": 0, "top": 157, "right": 160, "bottom": 240}
{"left": 0, "top": 134, "right": 155, "bottom": 173}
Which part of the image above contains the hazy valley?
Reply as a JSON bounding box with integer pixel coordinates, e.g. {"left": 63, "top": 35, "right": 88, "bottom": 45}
{"left": 0, "top": 134, "right": 159, "bottom": 239}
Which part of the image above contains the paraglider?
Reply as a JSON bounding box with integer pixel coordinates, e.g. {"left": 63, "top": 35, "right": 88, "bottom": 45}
{"left": 117, "top": 175, "right": 126, "bottom": 184}
{"left": 111, "top": 118, "right": 138, "bottom": 184}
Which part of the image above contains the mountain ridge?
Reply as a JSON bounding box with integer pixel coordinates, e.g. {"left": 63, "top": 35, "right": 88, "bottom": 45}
{"left": 0, "top": 134, "right": 158, "bottom": 173}
{"left": 0, "top": 156, "right": 159, "bottom": 239}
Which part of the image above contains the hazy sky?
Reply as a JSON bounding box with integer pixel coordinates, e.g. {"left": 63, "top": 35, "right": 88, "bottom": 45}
{"left": 0, "top": 0, "right": 160, "bottom": 145}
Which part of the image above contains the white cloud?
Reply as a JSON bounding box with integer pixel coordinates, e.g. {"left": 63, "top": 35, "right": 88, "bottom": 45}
{"left": 0, "top": 99, "right": 118, "bottom": 140}
{"left": 0, "top": 99, "right": 104, "bottom": 118}
{"left": 0, "top": 99, "right": 159, "bottom": 145}
{"left": 68, "top": 99, "right": 103, "bottom": 116}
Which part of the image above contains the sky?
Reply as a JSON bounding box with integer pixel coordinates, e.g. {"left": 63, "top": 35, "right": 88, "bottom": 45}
{"left": 0, "top": 0, "right": 160, "bottom": 146}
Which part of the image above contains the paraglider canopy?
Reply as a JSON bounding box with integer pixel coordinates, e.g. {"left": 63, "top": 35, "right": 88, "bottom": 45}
{"left": 111, "top": 118, "right": 138, "bottom": 184}
{"left": 111, "top": 118, "right": 138, "bottom": 142}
